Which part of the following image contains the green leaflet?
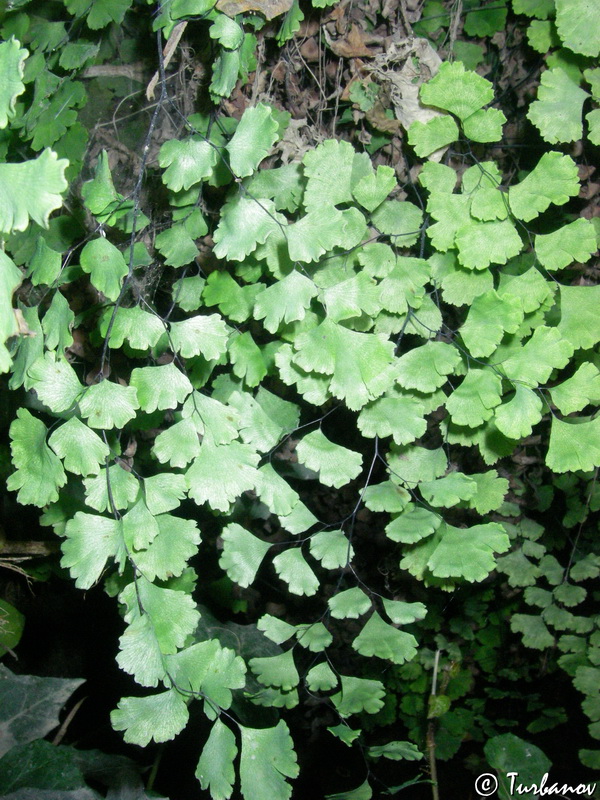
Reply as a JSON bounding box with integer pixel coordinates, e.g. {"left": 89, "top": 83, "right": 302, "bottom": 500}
{"left": 219, "top": 523, "right": 271, "bottom": 587}
{"left": 197, "top": 719, "right": 238, "bottom": 799}
{"left": 7, "top": 408, "right": 67, "bottom": 507}
{"left": 61, "top": 512, "right": 125, "bottom": 589}
{"left": 159, "top": 136, "right": 217, "bottom": 191}
{"left": 0, "top": 37, "right": 27, "bottom": 128}
{"left": 0, "top": 149, "right": 68, "bottom": 234}
{"left": 273, "top": 548, "right": 319, "bottom": 596}
{"left": 296, "top": 430, "right": 362, "bottom": 489}
{"left": 226, "top": 103, "right": 279, "bottom": 178}
{"left": 528, "top": 68, "right": 590, "bottom": 144}
{"left": 111, "top": 689, "right": 189, "bottom": 746}
{"left": 289, "top": 318, "right": 395, "bottom": 410}
{"left": 352, "top": 612, "right": 418, "bottom": 665}
{"left": 239, "top": 722, "right": 299, "bottom": 800}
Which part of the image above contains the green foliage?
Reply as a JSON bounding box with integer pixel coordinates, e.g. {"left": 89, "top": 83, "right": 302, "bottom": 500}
{"left": 1, "top": 3, "right": 599, "bottom": 798}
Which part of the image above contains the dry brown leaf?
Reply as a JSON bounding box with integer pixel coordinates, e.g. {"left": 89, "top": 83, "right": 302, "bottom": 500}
{"left": 216, "top": 0, "right": 292, "bottom": 20}
{"left": 324, "top": 24, "right": 376, "bottom": 58}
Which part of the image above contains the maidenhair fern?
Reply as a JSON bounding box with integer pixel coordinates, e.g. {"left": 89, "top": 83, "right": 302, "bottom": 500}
{"left": 1, "top": 0, "right": 600, "bottom": 794}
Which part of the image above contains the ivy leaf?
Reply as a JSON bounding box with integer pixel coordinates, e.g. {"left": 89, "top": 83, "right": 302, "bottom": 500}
{"left": 307, "top": 662, "right": 338, "bottom": 692}
{"left": 170, "top": 314, "right": 229, "bottom": 360}
{"left": 159, "top": 136, "right": 217, "bottom": 191}
{"left": 273, "top": 548, "right": 319, "bottom": 596}
{"left": 133, "top": 514, "right": 201, "bottom": 581}
{"left": 229, "top": 331, "right": 268, "bottom": 387}
{"left": 420, "top": 61, "right": 494, "bottom": 120}
{"left": 557, "top": 285, "right": 600, "bottom": 350}
{"left": 381, "top": 599, "right": 427, "bottom": 625}
{"left": 111, "top": 689, "right": 189, "bottom": 746}
{"left": 547, "top": 416, "right": 600, "bottom": 473}
{"left": 197, "top": 719, "right": 238, "bottom": 800}
{"left": 302, "top": 139, "right": 371, "bottom": 212}
{"left": 219, "top": 523, "right": 271, "bottom": 587}
{"left": 250, "top": 650, "right": 299, "bottom": 691}
{"left": 535, "top": 218, "right": 597, "bottom": 271}
{"left": 187, "top": 440, "right": 259, "bottom": 512}
{"left": 213, "top": 196, "right": 283, "bottom": 261}
{"left": 420, "top": 472, "right": 477, "bottom": 508}
{"left": 130, "top": 363, "right": 192, "bottom": 413}
{"left": 352, "top": 612, "right": 417, "bottom": 665}
{"left": 257, "top": 614, "right": 297, "bottom": 644}
{"left": 239, "top": 721, "right": 299, "bottom": 800}
{"left": 0, "top": 37, "right": 27, "bottom": 128}
{"left": 508, "top": 152, "right": 580, "bottom": 221}
{"left": 7, "top": 409, "right": 67, "bottom": 507}
{"left": 385, "top": 506, "right": 441, "bottom": 544}
{"left": 28, "top": 352, "right": 82, "bottom": 413}
{"left": 227, "top": 103, "right": 279, "bottom": 178}
{"left": 83, "top": 464, "right": 139, "bottom": 512}
{"left": 153, "top": 418, "right": 200, "bottom": 468}
{"left": 291, "top": 319, "right": 395, "bottom": 410}
{"left": 455, "top": 219, "right": 522, "bottom": 269}
{"left": 407, "top": 115, "right": 459, "bottom": 158}
{"left": 332, "top": 676, "right": 385, "bottom": 717}
{"left": 550, "top": 362, "right": 600, "bottom": 414}
{"left": 48, "top": 417, "right": 110, "bottom": 476}
{"left": 501, "top": 327, "right": 573, "bottom": 385}
{"left": 61, "top": 512, "right": 123, "bottom": 589}
{"left": 494, "top": 385, "right": 543, "bottom": 439}
{"left": 357, "top": 396, "right": 427, "bottom": 446}
{"left": 527, "top": 68, "right": 589, "bottom": 143}
{"left": 79, "top": 237, "right": 128, "bottom": 301}
{"left": 295, "top": 622, "right": 333, "bottom": 652}
{"left": 460, "top": 290, "right": 523, "bottom": 357}
{"left": 328, "top": 588, "right": 372, "bottom": 619}
{"left": 0, "top": 149, "right": 68, "bottom": 234}
{"left": 296, "top": 430, "right": 362, "bottom": 489}
{"left": 555, "top": 0, "right": 600, "bottom": 57}
{"left": 352, "top": 165, "right": 397, "bottom": 212}
{"left": 395, "top": 341, "right": 461, "bottom": 392}
{"left": 465, "top": 470, "right": 509, "bottom": 515}
{"left": 309, "top": 530, "right": 353, "bottom": 569}
{"left": 446, "top": 369, "right": 502, "bottom": 427}
{"left": 254, "top": 270, "right": 318, "bottom": 333}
